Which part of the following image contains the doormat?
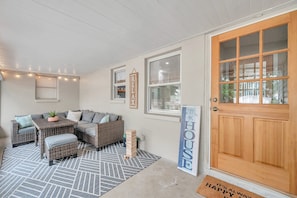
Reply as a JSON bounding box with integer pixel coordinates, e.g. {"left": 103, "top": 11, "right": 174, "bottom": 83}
{"left": 197, "top": 175, "right": 263, "bottom": 198}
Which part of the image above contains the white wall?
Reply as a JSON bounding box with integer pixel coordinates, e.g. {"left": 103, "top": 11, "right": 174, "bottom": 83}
{"left": 80, "top": 35, "right": 209, "bottom": 172}
{"left": 0, "top": 72, "right": 80, "bottom": 141}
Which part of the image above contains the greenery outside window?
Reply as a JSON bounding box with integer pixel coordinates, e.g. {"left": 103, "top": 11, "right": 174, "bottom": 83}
{"left": 146, "top": 50, "right": 181, "bottom": 116}
{"left": 35, "top": 75, "right": 59, "bottom": 102}
{"left": 112, "top": 66, "right": 126, "bottom": 100}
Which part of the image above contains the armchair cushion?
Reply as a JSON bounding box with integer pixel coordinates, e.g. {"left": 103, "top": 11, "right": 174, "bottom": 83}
{"left": 18, "top": 126, "right": 36, "bottom": 134}
{"left": 15, "top": 115, "right": 33, "bottom": 129}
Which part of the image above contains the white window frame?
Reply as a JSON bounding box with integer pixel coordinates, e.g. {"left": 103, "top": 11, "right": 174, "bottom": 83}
{"left": 111, "top": 66, "right": 126, "bottom": 101}
{"left": 35, "top": 75, "right": 59, "bottom": 102}
{"left": 146, "top": 50, "right": 182, "bottom": 116}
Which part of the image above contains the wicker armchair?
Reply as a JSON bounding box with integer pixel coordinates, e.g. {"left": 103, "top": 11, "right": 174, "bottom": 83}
{"left": 11, "top": 120, "right": 36, "bottom": 147}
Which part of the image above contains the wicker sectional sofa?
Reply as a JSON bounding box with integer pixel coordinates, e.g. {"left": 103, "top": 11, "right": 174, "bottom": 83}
{"left": 74, "top": 110, "right": 124, "bottom": 151}
{"left": 11, "top": 110, "right": 124, "bottom": 150}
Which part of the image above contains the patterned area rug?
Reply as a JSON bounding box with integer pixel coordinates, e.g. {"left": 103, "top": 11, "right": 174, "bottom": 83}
{"left": 0, "top": 142, "right": 160, "bottom": 198}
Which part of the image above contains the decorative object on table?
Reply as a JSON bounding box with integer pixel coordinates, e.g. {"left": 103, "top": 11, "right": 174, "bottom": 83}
{"left": 47, "top": 111, "right": 59, "bottom": 122}
{"left": 124, "top": 129, "right": 137, "bottom": 159}
{"left": 129, "top": 69, "right": 138, "bottom": 109}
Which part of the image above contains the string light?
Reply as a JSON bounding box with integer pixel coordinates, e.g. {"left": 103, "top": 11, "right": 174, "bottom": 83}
{"left": 0, "top": 69, "right": 79, "bottom": 81}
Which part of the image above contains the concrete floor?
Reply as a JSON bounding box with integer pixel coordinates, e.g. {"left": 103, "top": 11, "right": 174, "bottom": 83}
{"left": 102, "top": 158, "right": 204, "bottom": 198}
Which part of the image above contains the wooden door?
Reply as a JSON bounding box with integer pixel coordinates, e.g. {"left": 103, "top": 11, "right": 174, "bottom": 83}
{"left": 211, "top": 11, "right": 297, "bottom": 195}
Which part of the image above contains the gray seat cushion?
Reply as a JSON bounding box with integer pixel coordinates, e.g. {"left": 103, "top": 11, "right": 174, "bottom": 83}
{"left": 77, "top": 120, "right": 89, "bottom": 125}
{"left": 18, "top": 126, "right": 35, "bottom": 134}
{"left": 77, "top": 123, "right": 96, "bottom": 133}
{"left": 45, "top": 134, "right": 77, "bottom": 150}
{"left": 77, "top": 123, "right": 96, "bottom": 136}
{"left": 85, "top": 127, "right": 96, "bottom": 137}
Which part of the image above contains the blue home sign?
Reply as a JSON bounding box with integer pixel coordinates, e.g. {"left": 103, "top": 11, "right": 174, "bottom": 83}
{"left": 178, "top": 106, "right": 201, "bottom": 176}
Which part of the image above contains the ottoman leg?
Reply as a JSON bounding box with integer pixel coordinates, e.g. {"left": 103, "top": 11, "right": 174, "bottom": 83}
{"left": 49, "top": 160, "right": 53, "bottom": 166}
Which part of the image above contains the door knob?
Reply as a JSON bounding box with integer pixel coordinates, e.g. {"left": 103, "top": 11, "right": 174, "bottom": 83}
{"left": 213, "top": 107, "right": 219, "bottom": 111}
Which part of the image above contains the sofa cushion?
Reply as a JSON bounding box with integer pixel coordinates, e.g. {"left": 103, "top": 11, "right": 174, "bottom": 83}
{"left": 92, "top": 112, "right": 105, "bottom": 123}
{"left": 18, "top": 126, "right": 35, "bottom": 134}
{"left": 67, "top": 110, "right": 82, "bottom": 122}
{"left": 77, "top": 120, "right": 89, "bottom": 125}
{"left": 15, "top": 115, "right": 33, "bottom": 129}
{"left": 57, "top": 112, "right": 67, "bottom": 118}
{"left": 100, "top": 115, "right": 109, "bottom": 123}
{"left": 77, "top": 123, "right": 97, "bottom": 133}
{"left": 85, "top": 127, "right": 96, "bottom": 137}
{"left": 82, "top": 110, "right": 95, "bottom": 122}
{"left": 107, "top": 113, "right": 119, "bottom": 122}
{"left": 31, "top": 114, "right": 43, "bottom": 119}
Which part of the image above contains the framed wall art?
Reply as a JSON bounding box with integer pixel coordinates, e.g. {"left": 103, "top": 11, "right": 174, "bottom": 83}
{"left": 129, "top": 69, "right": 138, "bottom": 109}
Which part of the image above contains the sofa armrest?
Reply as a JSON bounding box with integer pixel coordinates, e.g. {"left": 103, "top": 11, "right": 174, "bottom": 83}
{"left": 95, "top": 119, "right": 124, "bottom": 147}
{"left": 11, "top": 120, "right": 19, "bottom": 135}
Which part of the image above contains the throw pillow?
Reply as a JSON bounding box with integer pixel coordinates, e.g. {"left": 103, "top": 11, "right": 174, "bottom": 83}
{"left": 99, "top": 114, "right": 109, "bottom": 124}
{"left": 107, "top": 113, "right": 119, "bottom": 122}
{"left": 82, "top": 110, "right": 95, "bottom": 122}
{"left": 67, "top": 110, "right": 82, "bottom": 122}
{"left": 15, "top": 115, "right": 33, "bottom": 129}
{"left": 92, "top": 112, "right": 106, "bottom": 123}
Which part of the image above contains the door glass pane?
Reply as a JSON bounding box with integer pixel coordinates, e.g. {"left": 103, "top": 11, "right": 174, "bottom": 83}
{"left": 239, "top": 81, "right": 260, "bottom": 104}
{"left": 220, "top": 61, "right": 236, "bottom": 82}
{"left": 239, "top": 58, "right": 260, "bottom": 80}
{"left": 263, "top": 24, "right": 287, "bottom": 52}
{"left": 240, "top": 32, "right": 259, "bottom": 57}
{"left": 220, "top": 83, "right": 236, "bottom": 103}
{"left": 263, "top": 80, "right": 288, "bottom": 104}
{"left": 263, "top": 52, "right": 288, "bottom": 78}
{"left": 220, "top": 39, "right": 236, "bottom": 60}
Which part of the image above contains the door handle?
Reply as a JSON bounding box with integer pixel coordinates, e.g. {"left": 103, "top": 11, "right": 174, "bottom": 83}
{"left": 213, "top": 107, "right": 219, "bottom": 111}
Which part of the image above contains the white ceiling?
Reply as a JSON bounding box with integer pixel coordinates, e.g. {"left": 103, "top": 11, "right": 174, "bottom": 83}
{"left": 0, "top": 0, "right": 296, "bottom": 76}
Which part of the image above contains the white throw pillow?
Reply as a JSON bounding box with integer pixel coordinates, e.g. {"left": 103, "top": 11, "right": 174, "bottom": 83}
{"left": 67, "top": 110, "right": 82, "bottom": 122}
{"left": 99, "top": 114, "right": 109, "bottom": 124}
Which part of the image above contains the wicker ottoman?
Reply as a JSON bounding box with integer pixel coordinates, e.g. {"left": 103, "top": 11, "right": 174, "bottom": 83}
{"left": 45, "top": 133, "right": 78, "bottom": 166}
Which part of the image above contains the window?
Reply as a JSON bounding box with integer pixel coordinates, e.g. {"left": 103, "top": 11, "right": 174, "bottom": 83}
{"left": 146, "top": 50, "right": 181, "bottom": 116}
{"left": 111, "top": 66, "right": 126, "bottom": 100}
{"left": 35, "top": 75, "right": 59, "bottom": 102}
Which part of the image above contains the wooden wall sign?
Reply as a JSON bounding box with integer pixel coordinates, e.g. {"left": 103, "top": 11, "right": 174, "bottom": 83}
{"left": 129, "top": 70, "right": 138, "bottom": 109}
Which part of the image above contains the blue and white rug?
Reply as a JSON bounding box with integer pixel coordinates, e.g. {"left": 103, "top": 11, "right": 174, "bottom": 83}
{"left": 0, "top": 142, "right": 160, "bottom": 198}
